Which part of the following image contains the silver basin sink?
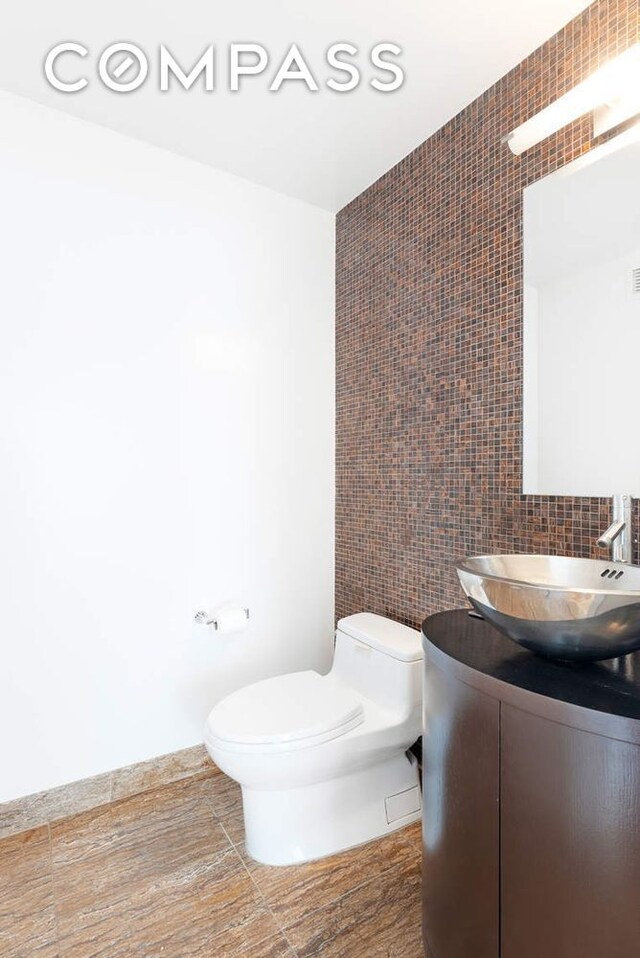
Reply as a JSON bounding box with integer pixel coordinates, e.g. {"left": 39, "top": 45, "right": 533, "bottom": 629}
{"left": 456, "top": 554, "right": 640, "bottom": 662}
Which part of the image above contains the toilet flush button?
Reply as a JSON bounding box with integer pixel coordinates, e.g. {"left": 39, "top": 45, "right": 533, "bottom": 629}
{"left": 385, "top": 785, "right": 421, "bottom": 824}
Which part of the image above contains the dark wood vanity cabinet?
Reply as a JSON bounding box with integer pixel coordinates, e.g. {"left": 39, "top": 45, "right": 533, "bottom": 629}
{"left": 422, "top": 611, "right": 640, "bottom": 958}
{"left": 421, "top": 666, "right": 500, "bottom": 958}
{"left": 422, "top": 673, "right": 500, "bottom": 958}
{"left": 501, "top": 705, "right": 640, "bottom": 958}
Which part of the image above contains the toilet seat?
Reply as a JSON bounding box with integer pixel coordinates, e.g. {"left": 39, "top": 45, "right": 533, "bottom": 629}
{"left": 206, "top": 671, "right": 364, "bottom": 754}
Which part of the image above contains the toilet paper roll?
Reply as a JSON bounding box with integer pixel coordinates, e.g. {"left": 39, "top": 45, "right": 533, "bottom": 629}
{"left": 212, "top": 605, "right": 249, "bottom": 634}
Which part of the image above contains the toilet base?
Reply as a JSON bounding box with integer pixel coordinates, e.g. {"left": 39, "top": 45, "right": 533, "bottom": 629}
{"left": 242, "top": 751, "right": 422, "bottom": 866}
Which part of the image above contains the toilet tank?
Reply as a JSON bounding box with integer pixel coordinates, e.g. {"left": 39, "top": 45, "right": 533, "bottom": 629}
{"left": 330, "top": 613, "right": 422, "bottom": 716}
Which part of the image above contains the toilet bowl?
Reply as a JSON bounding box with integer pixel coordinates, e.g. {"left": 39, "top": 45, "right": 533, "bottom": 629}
{"left": 204, "top": 612, "right": 423, "bottom": 866}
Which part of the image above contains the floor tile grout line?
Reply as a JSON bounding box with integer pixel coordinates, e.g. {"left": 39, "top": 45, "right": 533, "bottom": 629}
{"left": 196, "top": 779, "right": 248, "bottom": 862}
{"left": 198, "top": 785, "right": 225, "bottom": 829}
{"left": 3, "top": 771, "right": 421, "bottom": 958}
{"left": 228, "top": 826, "right": 420, "bottom": 948}
{"left": 85, "top": 768, "right": 417, "bottom": 955}
{"left": 46, "top": 821, "right": 63, "bottom": 956}
{"left": 41, "top": 780, "right": 246, "bottom": 958}
{"left": 219, "top": 808, "right": 416, "bottom": 936}
{"left": 222, "top": 824, "right": 300, "bottom": 956}
{"left": 219, "top": 821, "right": 240, "bottom": 852}
{"left": 197, "top": 775, "right": 232, "bottom": 828}
{"left": 277, "top": 845, "right": 420, "bottom": 942}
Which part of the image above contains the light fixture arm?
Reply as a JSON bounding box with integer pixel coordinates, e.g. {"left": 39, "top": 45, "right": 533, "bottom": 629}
{"left": 506, "top": 43, "right": 640, "bottom": 156}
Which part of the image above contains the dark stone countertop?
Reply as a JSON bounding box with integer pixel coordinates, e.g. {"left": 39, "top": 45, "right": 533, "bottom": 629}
{"left": 422, "top": 609, "right": 640, "bottom": 723}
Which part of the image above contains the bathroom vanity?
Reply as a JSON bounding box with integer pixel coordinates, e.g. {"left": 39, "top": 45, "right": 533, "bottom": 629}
{"left": 421, "top": 609, "right": 640, "bottom": 958}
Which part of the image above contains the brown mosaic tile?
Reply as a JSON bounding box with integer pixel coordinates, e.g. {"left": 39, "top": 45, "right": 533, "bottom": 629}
{"left": 335, "top": 0, "right": 640, "bottom": 629}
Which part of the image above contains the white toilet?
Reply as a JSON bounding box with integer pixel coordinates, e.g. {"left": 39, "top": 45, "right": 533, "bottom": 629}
{"left": 204, "top": 612, "right": 423, "bottom": 866}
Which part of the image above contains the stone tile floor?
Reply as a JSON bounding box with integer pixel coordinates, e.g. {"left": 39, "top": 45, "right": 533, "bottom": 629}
{"left": 0, "top": 766, "right": 423, "bottom": 957}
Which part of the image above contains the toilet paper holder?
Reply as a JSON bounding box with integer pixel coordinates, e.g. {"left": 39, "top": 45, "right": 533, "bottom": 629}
{"left": 194, "top": 608, "right": 250, "bottom": 629}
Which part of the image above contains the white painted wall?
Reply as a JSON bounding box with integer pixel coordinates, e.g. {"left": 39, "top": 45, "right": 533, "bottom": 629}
{"left": 525, "top": 250, "right": 640, "bottom": 497}
{"left": 0, "top": 92, "right": 335, "bottom": 803}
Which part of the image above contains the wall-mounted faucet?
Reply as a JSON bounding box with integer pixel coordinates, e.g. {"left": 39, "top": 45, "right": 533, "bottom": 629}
{"left": 596, "top": 494, "right": 634, "bottom": 564}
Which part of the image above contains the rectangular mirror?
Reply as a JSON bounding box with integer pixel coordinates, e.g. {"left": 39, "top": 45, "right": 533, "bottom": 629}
{"left": 523, "top": 135, "right": 640, "bottom": 497}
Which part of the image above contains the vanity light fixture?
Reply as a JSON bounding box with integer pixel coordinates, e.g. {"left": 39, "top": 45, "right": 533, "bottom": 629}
{"left": 556, "top": 118, "right": 640, "bottom": 177}
{"left": 506, "top": 43, "right": 640, "bottom": 155}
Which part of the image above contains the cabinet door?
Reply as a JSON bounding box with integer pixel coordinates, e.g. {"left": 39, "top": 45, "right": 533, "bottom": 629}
{"left": 501, "top": 704, "right": 640, "bottom": 958}
{"left": 422, "top": 660, "right": 500, "bottom": 958}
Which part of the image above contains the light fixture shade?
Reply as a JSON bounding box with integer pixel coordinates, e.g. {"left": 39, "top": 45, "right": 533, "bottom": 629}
{"left": 593, "top": 92, "right": 640, "bottom": 137}
{"left": 507, "top": 43, "right": 640, "bottom": 155}
{"left": 556, "top": 119, "right": 640, "bottom": 177}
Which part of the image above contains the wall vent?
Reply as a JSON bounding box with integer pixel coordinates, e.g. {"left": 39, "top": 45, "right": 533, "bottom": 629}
{"left": 632, "top": 267, "right": 640, "bottom": 298}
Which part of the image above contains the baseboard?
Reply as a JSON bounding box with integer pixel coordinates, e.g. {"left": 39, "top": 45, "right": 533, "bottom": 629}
{"left": 0, "top": 744, "right": 215, "bottom": 840}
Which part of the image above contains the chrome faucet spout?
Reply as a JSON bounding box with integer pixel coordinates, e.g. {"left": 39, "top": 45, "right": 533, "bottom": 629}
{"left": 597, "top": 520, "right": 625, "bottom": 549}
{"left": 596, "top": 495, "right": 633, "bottom": 564}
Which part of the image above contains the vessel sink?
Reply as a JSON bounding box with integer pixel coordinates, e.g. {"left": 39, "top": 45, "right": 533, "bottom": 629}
{"left": 456, "top": 554, "right": 640, "bottom": 662}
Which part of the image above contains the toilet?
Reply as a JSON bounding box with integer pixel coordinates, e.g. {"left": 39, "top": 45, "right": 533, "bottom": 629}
{"left": 204, "top": 612, "right": 423, "bottom": 866}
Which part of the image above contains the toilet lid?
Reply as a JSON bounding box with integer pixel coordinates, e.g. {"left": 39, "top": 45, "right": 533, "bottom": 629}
{"left": 207, "top": 671, "right": 364, "bottom": 748}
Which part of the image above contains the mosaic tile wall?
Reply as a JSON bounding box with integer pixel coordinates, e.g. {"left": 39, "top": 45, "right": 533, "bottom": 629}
{"left": 335, "top": 0, "right": 640, "bottom": 627}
